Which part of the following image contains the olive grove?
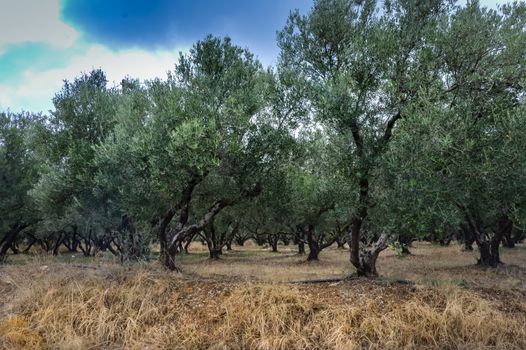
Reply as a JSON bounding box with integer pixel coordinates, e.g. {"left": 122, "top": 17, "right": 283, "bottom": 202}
{"left": 1, "top": 0, "right": 526, "bottom": 275}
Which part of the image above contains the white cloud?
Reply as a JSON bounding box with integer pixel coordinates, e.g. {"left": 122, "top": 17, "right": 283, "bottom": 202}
{"left": 0, "top": 44, "right": 187, "bottom": 112}
{"left": 0, "top": 0, "right": 78, "bottom": 54}
{"left": 0, "top": 86, "right": 13, "bottom": 107}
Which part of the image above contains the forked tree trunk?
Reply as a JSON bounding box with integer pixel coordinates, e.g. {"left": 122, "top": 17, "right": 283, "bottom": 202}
{"left": 477, "top": 241, "right": 501, "bottom": 267}
{"left": 52, "top": 232, "right": 65, "bottom": 256}
{"left": 205, "top": 235, "right": 223, "bottom": 259}
{"left": 209, "top": 248, "right": 222, "bottom": 259}
{"left": 462, "top": 208, "right": 505, "bottom": 267}
{"left": 353, "top": 233, "right": 393, "bottom": 277}
{"left": 268, "top": 234, "right": 279, "bottom": 253}
{"left": 356, "top": 251, "right": 379, "bottom": 276}
{"left": 475, "top": 215, "right": 509, "bottom": 266}
{"left": 0, "top": 224, "right": 26, "bottom": 261}
{"left": 22, "top": 238, "right": 37, "bottom": 253}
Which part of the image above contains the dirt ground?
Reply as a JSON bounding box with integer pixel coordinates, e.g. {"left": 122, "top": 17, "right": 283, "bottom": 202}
{"left": 176, "top": 241, "right": 526, "bottom": 289}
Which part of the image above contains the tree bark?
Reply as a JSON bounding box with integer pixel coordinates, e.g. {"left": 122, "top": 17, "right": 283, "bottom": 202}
{"left": 268, "top": 234, "right": 279, "bottom": 252}
{"left": 461, "top": 206, "right": 504, "bottom": 267}
{"left": 209, "top": 248, "right": 222, "bottom": 259}
{"left": 477, "top": 241, "right": 500, "bottom": 267}
{"left": 354, "top": 233, "right": 393, "bottom": 277}
{"left": 52, "top": 232, "right": 65, "bottom": 256}
{"left": 350, "top": 173, "right": 369, "bottom": 274}
{"left": 0, "top": 222, "right": 30, "bottom": 262}
{"left": 162, "top": 245, "right": 180, "bottom": 271}
{"left": 22, "top": 237, "right": 37, "bottom": 253}
{"left": 306, "top": 225, "right": 319, "bottom": 261}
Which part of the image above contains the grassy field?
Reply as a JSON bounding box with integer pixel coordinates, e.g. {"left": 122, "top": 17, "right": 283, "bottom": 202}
{"left": 1, "top": 242, "right": 525, "bottom": 349}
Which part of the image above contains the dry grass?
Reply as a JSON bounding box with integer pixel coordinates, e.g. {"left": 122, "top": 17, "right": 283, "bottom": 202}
{"left": 1, "top": 242, "right": 526, "bottom": 349}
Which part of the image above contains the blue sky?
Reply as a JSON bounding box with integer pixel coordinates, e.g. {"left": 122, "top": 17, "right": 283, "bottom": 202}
{"left": 0, "top": 0, "right": 503, "bottom": 113}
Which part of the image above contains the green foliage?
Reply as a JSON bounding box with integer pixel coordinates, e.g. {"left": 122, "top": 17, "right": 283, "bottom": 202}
{"left": 0, "top": 112, "right": 44, "bottom": 227}
{"left": 2, "top": 1, "right": 526, "bottom": 271}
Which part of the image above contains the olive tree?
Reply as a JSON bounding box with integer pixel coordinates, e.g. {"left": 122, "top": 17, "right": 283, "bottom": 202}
{"left": 96, "top": 36, "right": 294, "bottom": 270}
{"left": 278, "top": 0, "right": 447, "bottom": 276}
{"left": 31, "top": 69, "right": 121, "bottom": 257}
{"left": 0, "top": 112, "right": 44, "bottom": 260}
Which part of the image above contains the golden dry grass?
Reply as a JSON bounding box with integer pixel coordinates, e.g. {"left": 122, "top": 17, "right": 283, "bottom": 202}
{"left": 1, "top": 242, "right": 525, "bottom": 349}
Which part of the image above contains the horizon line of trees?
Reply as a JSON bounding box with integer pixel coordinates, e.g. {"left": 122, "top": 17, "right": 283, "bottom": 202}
{"left": 2, "top": 0, "right": 526, "bottom": 277}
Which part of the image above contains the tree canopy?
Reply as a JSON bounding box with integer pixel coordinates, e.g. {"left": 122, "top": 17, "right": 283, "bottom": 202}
{"left": 1, "top": 0, "right": 526, "bottom": 275}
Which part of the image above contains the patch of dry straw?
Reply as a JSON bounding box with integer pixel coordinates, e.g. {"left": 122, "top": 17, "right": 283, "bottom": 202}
{"left": 1, "top": 266, "right": 525, "bottom": 349}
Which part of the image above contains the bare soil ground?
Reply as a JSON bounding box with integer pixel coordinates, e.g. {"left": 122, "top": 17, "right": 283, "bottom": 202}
{"left": 1, "top": 242, "right": 525, "bottom": 349}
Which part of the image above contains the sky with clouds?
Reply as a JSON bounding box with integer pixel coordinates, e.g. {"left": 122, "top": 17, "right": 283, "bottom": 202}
{"left": 0, "top": 0, "right": 503, "bottom": 113}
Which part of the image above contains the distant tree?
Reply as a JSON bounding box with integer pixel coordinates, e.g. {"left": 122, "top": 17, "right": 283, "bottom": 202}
{"left": 30, "top": 69, "right": 126, "bottom": 258}
{"left": 387, "top": 1, "right": 526, "bottom": 267}
{"left": 286, "top": 133, "right": 349, "bottom": 261}
{"left": 0, "top": 112, "right": 44, "bottom": 261}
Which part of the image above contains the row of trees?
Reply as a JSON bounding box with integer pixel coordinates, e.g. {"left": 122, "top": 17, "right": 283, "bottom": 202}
{"left": 2, "top": 0, "right": 526, "bottom": 276}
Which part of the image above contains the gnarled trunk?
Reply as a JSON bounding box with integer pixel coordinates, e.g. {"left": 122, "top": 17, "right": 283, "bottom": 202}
{"left": 161, "top": 245, "right": 180, "bottom": 271}
{"left": 356, "top": 251, "right": 379, "bottom": 276}
{"left": 0, "top": 222, "right": 29, "bottom": 262}
{"left": 353, "top": 233, "right": 392, "bottom": 277}
{"left": 461, "top": 207, "right": 505, "bottom": 267}
{"left": 209, "top": 248, "right": 222, "bottom": 259}
{"left": 307, "top": 242, "right": 319, "bottom": 261}
{"left": 268, "top": 234, "right": 279, "bottom": 253}
{"left": 350, "top": 174, "right": 370, "bottom": 276}
{"left": 477, "top": 241, "right": 500, "bottom": 267}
